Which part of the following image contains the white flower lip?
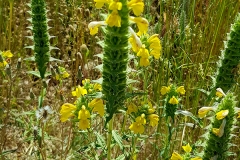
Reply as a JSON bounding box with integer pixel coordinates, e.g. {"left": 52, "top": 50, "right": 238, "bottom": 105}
{"left": 128, "top": 27, "right": 142, "bottom": 48}
{"left": 88, "top": 21, "right": 106, "bottom": 29}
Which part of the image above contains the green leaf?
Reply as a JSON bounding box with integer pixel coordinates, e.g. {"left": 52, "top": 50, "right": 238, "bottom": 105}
{"left": 27, "top": 70, "right": 41, "bottom": 78}
{"left": 94, "top": 131, "right": 105, "bottom": 148}
{"left": 112, "top": 130, "right": 123, "bottom": 150}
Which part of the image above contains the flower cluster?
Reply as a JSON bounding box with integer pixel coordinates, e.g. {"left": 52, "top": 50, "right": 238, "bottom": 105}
{"left": 0, "top": 50, "right": 13, "bottom": 68}
{"left": 171, "top": 143, "right": 202, "bottom": 160}
{"left": 127, "top": 100, "right": 159, "bottom": 134}
{"left": 88, "top": 0, "right": 161, "bottom": 67}
{"left": 51, "top": 65, "right": 70, "bottom": 81}
{"left": 161, "top": 85, "right": 186, "bottom": 121}
{"left": 60, "top": 79, "right": 104, "bottom": 130}
{"left": 129, "top": 33, "right": 162, "bottom": 67}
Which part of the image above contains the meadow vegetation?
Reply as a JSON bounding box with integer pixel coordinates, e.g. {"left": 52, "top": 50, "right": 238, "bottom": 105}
{"left": 0, "top": 0, "right": 240, "bottom": 159}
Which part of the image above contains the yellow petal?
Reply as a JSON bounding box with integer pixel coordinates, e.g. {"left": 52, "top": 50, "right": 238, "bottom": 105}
{"left": 170, "top": 152, "right": 183, "bottom": 160}
{"left": 79, "top": 119, "right": 90, "bottom": 130}
{"left": 216, "top": 110, "right": 229, "bottom": 120}
{"left": 169, "top": 96, "right": 179, "bottom": 105}
{"left": 105, "top": 10, "right": 121, "bottom": 27}
{"left": 60, "top": 103, "right": 77, "bottom": 122}
{"left": 191, "top": 157, "right": 202, "bottom": 160}
{"left": 78, "top": 105, "right": 90, "bottom": 120}
{"left": 2, "top": 50, "right": 13, "bottom": 58}
{"left": 198, "top": 107, "right": 214, "bottom": 118}
{"left": 161, "top": 86, "right": 170, "bottom": 95}
{"left": 182, "top": 143, "right": 192, "bottom": 153}
{"left": 177, "top": 86, "right": 186, "bottom": 95}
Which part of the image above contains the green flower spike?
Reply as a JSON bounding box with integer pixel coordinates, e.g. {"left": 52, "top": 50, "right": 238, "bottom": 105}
{"left": 27, "top": 0, "right": 52, "bottom": 79}
{"left": 202, "top": 93, "right": 237, "bottom": 160}
{"left": 102, "top": 0, "right": 129, "bottom": 123}
{"left": 212, "top": 13, "right": 240, "bottom": 93}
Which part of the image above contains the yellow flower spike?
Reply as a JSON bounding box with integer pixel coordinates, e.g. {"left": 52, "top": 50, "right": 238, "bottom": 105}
{"left": 94, "top": 83, "right": 102, "bottom": 91}
{"left": 62, "top": 71, "right": 70, "bottom": 78}
{"left": 190, "top": 157, "right": 202, "bottom": 160}
{"left": 109, "top": 1, "right": 122, "bottom": 10}
{"left": 129, "top": 16, "right": 149, "bottom": 36}
{"left": 60, "top": 103, "right": 77, "bottom": 122}
{"left": 212, "top": 119, "right": 226, "bottom": 137}
{"left": 177, "top": 86, "right": 186, "bottom": 95}
{"left": 198, "top": 107, "right": 215, "bottom": 118}
{"left": 161, "top": 86, "right": 170, "bottom": 95}
{"left": 88, "top": 21, "right": 106, "bottom": 35}
{"left": 127, "top": 0, "right": 144, "bottom": 16}
{"left": 79, "top": 119, "right": 90, "bottom": 130}
{"left": 89, "top": 98, "right": 105, "bottom": 116}
{"left": 105, "top": 10, "right": 121, "bottom": 27}
{"left": 216, "top": 110, "right": 229, "bottom": 120}
{"left": 2, "top": 50, "right": 13, "bottom": 58}
{"left": 169, "top": 96, "right": 179, "bottom": 105}
{"left": 94, "top": 0, "right": 110, "bottom": 9}
{"left": 182, "top": 143, "right": 192, "bottom": 153}
{"left": 78, "top": 105, "right": 90, "bottom": 120}
{"left": 170, "top": 152, "right": 183, "bottom": 160}
{"left": 72, "top": 85, "right": 87, "bottom": 97}
{"left": 129, "top": 121, "right": 145, "bottom": 134}
{"left": 216, "top": 88, "right": 226, "bottom": 98}
{"left": 127, "top": 103, "right": 138, "bottom": 114}
{"left": 148, "top": 114, "right": 159, "bottom": 127}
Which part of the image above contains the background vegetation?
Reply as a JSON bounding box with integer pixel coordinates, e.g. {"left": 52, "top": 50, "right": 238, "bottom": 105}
{"left": 0, "top": 0, "right": 239, "bottom": 159}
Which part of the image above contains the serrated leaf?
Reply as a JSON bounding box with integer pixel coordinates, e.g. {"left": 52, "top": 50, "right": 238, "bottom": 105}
{"left": 112, "top": 130, "right": 123, "bottom": 150}
{"left": 94, "top": 131, "right": 105, "bottom": 148}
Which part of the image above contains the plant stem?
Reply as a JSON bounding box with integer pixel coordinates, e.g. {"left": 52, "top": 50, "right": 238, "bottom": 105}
{"left": 107, "top": 115, "right": 114, "bottom": 160}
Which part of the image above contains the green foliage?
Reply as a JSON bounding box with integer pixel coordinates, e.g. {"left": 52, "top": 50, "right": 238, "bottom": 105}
{"left": 203, "top": 93, "right": 237, "bottom": 160}
{"left": 29, "top": 0, "right": 50, "bottom": 79}
{"left": 102, "top": 0, "right": 129, "bottom": 123}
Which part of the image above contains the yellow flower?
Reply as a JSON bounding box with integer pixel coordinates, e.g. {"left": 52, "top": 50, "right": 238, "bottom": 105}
{"left": 148, "top": 34, "right": 162, "bottom": 59}
{"left": 78, "top": 105, "right": 90, "bottom": 120}
{"left": 0, "top": 61, "right": 8, "bottom": 67}
{"left": 82, "top": 79, "right": 90, "bottom": 85}
{"left": 216, "top": 88, "right": 226, "bottom": 98}
{"left": 129, "top": 27, "right": 142, "bottom": 52}
{"left": 94, "top": 83, "right": 102, "bottom": 91}
{"left": 72, "top": 85, "right": 87, "bottom": 97}
{"left": 139, "top": 57, "right": 149, "bottom": 66}
{"left": 88, "top": 21, "right": 106, "bottom": 35}
{"left": 170, "top": 152, "right": 183, "bottom": 160}
{"left": 94, "top": 0, "right": 110, "bottom": 9}
{"left": 62, "top": 71, "right": 70, "bottom": 78}
{"left": 129, "top": 114, "right": 146, "bottom": 133}
{"left": 127, "top": 0, "right": 144, "bottom": 16}
{"left": 161, "top": 86, "right": 170, "bottom": 95}
{"left": 137, "top": 45, "right": 149, "bottom": 58}
{"left": 127, "top": 103, "right": 138, "bottom": 114}
{"left": 79, "top": 119, "right": 90, "bottom": 130}
{"left": 129, "top": 16, "right": 148, "bottom": 36}
{"left": 182, "top": 143, "right": 192, "bottom": 153}
{"left": 216, "top": 110, "right": 229, "bottom": 120}
{"left": 169, "top": 96, "right": 179, "bottom": 105}
{"left": 109, "top": 1, "right": 122, "bottom": 10}
{"left": 148, "top": 101, "right": 155, "bottom": 114}
{"left": 106, "top": 10, "right": 121, "bottom": 27}
{"left": 60, "top": 103, "right": 77, "bottom": 122}
{"left": 88, "top": 98, "right": 105, "bottom": 116}
{"left": 190, "top": 157, "right": 202, "bottom": 160}
{"left": 212, "top": 119, "right": 226, "bottom": 137}
{"left": 177, "top": 86, "right": 186, "bottom": 95}
{"left": 148, "top": 114, "right": 159, "bottom": 127}
{"left": 2, "top": 50, "right": 13, "bottom": 58}
{"left": 198, "top": 107, "right": 215, "bottom": 118}
{"left": 129, "top": 121, "right": 145, "bottom": 134}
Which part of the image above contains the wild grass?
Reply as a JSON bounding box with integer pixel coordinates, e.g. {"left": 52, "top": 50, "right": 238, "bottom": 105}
{"left": 0, "top": 0, "right": 240, "bottom": 159}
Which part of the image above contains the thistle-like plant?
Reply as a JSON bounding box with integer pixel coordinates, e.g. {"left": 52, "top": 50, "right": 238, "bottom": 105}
{"left": 27, "top": 0, "right": 51, "bottom": 79}
{"left": 202, "top": 93, "right": 237, "bottom": 160}
{"left": 212, "top": 13, "right": 240, "bottom": 93}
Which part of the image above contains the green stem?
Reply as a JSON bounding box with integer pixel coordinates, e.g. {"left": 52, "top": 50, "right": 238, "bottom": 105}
{"left": 107, "top": 115, "right": 114, "bottom": 160}
{"left": 8, "top": 0, "right": 13, "bottom": 50}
